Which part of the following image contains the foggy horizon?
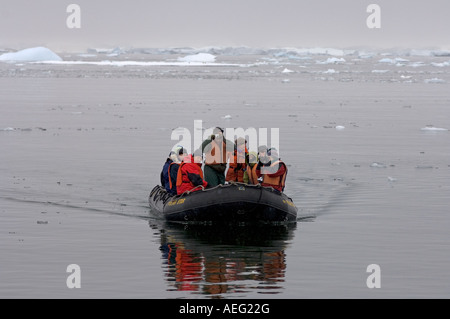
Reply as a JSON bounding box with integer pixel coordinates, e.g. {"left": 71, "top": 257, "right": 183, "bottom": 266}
{"left": 1, "top": 0, "right": 450, "bottom": 52}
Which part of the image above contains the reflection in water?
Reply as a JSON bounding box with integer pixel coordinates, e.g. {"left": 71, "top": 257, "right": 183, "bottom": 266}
{"left": 149, "top": 221, "right": 297, "bottom": 297}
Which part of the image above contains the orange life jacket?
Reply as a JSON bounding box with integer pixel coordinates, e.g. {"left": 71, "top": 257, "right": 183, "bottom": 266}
{"left": 168, "top": 162, "right": 179, "bottom": 190}
{"left": 226, "top": 148, "right": 248, "bottom": 182}
{"left": 262, "top": 160, "right": 287, "bottom": 191}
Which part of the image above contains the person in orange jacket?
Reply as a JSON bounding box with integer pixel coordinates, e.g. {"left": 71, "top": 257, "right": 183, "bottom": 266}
{"left": 226, "top": 137, "right": 249, "bottom": 183}
{"left": 176, "top": 150, "right": 208, "bottom": 195}
{"left": 255, "top": 147, "right": 287, "bottom": 193}
{"left": 196, "top": 127, "right": 234, "bottom": 187}
{"left": 248, "top": 145, "right": 269, "bottom": 185}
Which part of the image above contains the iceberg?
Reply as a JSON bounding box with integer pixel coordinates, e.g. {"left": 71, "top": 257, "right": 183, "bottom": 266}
{"left": 0, "top": 47, "right": 62, "bottom": 62}
{"left": 177, "top": 53, "right": 216, "bottom": 63}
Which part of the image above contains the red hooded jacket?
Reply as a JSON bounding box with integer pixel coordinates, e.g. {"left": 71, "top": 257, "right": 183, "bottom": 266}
{"left": 176, "top": 155, "right": 208, "bottom": 195}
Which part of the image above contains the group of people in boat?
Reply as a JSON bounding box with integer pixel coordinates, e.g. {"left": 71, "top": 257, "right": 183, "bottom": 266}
{"left": 160, "top": 127, "right": 287, "bottom": 196}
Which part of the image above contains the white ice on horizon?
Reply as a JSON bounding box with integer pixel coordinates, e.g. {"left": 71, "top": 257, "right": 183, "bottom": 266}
{"left": 378, "top": 57, "right": 410, "bottom": 64}
{"left": 33, "top": 60, "right": 240, "bottom": 67}
{"left": 424, "top": 78, "right": 446, "bottom": 84}
{"left": 177, "top": 53, "right": 216, "bottom": 63}
{"left": 431, "top": 61, "right": 450, "bottom": 67}
{"left": 323, "top": 69, "right": 338, "bottom": 74}
{"left": 370, "top": 162, "right": 387, "bottom": 168}
{"left": 335, "top": 125, "right": 345, "bottom": 130}
{"left": 0, "top": 47, "right": 62, "bottom": 62}
{"left": 77, "top": 54, "right": 97, "bottom": 58}
{"left": 409, "top": 62, "right": 426, "bottom": 68}
{"left": 420, "top": 126, "right": 448, "bottom": 131}
{"left": 282, "top": 68, "right": 294, "bottom": 73}
{"left": 317, "top": 57, "right": 346, "bottom": 64}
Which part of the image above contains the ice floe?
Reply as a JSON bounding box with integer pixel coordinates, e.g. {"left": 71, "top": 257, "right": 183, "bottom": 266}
{"left": 420, "top": 126, "right": 448, "bottom": 131}
{"left": 323, "top": 69, "right": 338, "bottom": 74}
{"left": 431, "top": 61, "right": 450, "bottom": 67}
{"left": 378, "top": 58, "right": 396, "bottom": 64}
{"left": 370, "top": 162, "right": 387, "bottom": 168}
{"left": 424, "top": 78, "right": 445, "bottom": 84}
{"left": 0, "top": 47, "right": 62, "bottom": 62}
{"left": 317, "top": 57, "right": 346, "bottom": 64}
{"left": 378, "top": 57, "right": 409, "bottom": 64}
{"left": 177, "top": 53, "right": 216, "bottom": 63}
{"left": 409, "top": 62, "right": 426, "bottom": 68}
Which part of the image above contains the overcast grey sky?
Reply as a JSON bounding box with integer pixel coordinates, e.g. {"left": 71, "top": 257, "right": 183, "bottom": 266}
{"left": 1, "top": 0, "right": 449, "bottom": 51}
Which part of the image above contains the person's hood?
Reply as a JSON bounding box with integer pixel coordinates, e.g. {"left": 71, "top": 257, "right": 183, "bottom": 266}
{"left": 182, "top": 154, "right": 202, "bottom": 166}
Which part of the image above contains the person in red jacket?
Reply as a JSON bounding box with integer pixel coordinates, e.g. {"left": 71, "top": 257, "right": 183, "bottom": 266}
{"left": 255, "top": 147, "right": 287, "bottom": 193}
{"left": 176, "top": 151, "right": 208, "bottom": 195}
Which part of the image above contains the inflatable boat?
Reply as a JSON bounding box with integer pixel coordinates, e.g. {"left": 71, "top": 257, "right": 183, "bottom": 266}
{"left": 148, "top": 183, "right": 298, "bottom": 223}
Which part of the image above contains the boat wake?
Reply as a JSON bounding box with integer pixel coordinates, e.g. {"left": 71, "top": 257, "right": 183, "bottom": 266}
{"left": 289, "top": 175, "right": 356, "bottom": 220}
{"left": 0, "top": 189, "right": 150, "bottom": 220}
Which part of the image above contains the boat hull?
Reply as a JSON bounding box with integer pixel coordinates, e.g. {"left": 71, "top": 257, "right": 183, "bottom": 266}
{"left": 148, "top": 183, "right": 298, "bottom": 223}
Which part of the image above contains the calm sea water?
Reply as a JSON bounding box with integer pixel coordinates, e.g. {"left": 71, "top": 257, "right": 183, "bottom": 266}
{"left": 1, "top": 52, "right": 449, "bottom": 298}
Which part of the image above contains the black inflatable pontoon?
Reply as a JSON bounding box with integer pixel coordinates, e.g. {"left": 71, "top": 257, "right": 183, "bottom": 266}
{"left": 148, "top": 183, "right": 298, "bottom": 223}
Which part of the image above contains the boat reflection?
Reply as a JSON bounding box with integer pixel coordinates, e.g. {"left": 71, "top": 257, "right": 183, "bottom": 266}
{"left": 149, "top": 221, "right": 297, "bottom": 297}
